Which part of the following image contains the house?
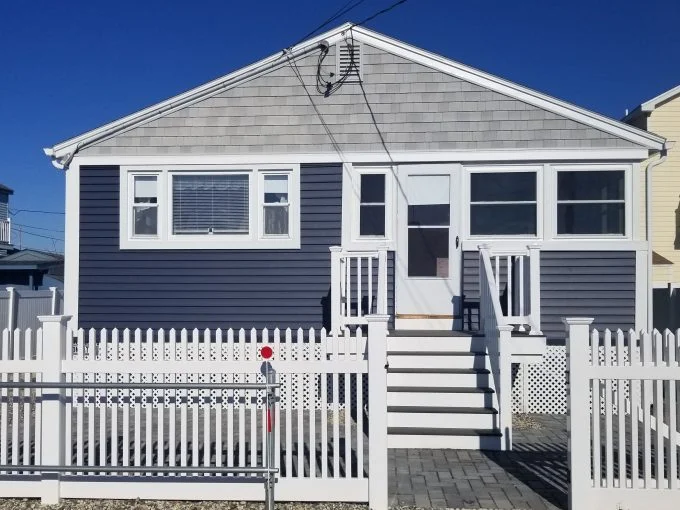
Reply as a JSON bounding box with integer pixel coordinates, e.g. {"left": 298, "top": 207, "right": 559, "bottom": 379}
{"left": 624, "top": 85, "right": 679, "bottom": 330}
{"left": 43, "top": 23, "right": 666, "bottom": 449}
{"left": 0, "top": 184, "right": 12, "bottom": 253}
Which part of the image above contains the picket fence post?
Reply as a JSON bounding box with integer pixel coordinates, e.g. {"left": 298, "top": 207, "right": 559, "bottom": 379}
{"left": 366, "top": 315, "right": 389, "bottom": 510}
{"left": 38, "top": 314, "right": 71, "bottom": 504}
{"left": 498, "top": 324, "right": 513, "bottom": 450}
{"left": 329, "top": 246, "right": 342, "bottom": 336}
{"left": 564, "top": 317, "right": 594, "bottom": 510}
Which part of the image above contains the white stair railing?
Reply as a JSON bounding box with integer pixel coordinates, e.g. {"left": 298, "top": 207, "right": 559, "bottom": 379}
{"left": 479, "top": 247, "right": 513, "bottom": 450}
{"left": 480, "top": 244, "right": 541, "bottom": 335}
{"left": 330, "top": 246, "right": 388, "bottom": 335}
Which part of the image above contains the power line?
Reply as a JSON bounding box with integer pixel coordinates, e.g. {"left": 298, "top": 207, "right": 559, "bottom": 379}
{"left": 289, "top": 0, "right": 366, "bottom": 49}
{"left": 11, "top": 228, "right": 64, "bottom": 243}
{"left": 12, "top": 222, "right": 64, "bottom": 233}
{"left": 350, "top": 0, "right": 409, "bottom": 28}
{"left": 10, "top": 208, "right": 65, "bottom": 216}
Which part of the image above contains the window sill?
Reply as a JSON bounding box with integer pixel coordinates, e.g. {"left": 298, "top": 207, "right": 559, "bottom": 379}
{"left": 120, "top": 236, "right": 301, "bottom": 250}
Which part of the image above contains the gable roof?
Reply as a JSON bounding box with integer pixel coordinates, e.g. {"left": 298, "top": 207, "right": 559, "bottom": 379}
{"left": 624, "top": 84, "right": 680, "bottom": 122}
{"left": 44, "top": 23, "right": 665, "bottom": 168}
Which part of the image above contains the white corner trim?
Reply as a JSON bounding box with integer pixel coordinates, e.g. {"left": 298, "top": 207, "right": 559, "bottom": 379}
{"left": 635, "top": 250, "right": 648, "bottom": 331}
{"left": 119, "top": 164, "right": 301, "bottom": 250}
{"left": 64, "top": 158, "right": 80, "bottom": 329}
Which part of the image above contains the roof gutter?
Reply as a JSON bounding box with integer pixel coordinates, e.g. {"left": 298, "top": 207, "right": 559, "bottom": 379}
{"left": 42, "top": 39, "right": 332, "bottom": 170}
{"left": 646, "top": 141, "right": 674, "bottom": 331}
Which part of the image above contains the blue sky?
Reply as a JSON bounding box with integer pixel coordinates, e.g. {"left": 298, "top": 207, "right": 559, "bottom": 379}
{"left": 1, "top": 0, "right": 678, "bottom": 252}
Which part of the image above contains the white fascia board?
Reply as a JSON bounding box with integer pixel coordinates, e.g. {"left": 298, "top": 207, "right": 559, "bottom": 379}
{"left": 72, "top": 147, "right": 651, "bottom": 167}
{"left": 350, "top": 27, "right": 665, "bottom": 150}
{"left": 641, "top": 84, "right": 680, "bottom": 112}
{"left": 45, "top": 24, "right": 352, "bottom": 161}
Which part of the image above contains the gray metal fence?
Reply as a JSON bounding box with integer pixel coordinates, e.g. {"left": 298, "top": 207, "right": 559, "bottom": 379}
{"left": 0, "top": 287, "right": 63, "bottom": 331}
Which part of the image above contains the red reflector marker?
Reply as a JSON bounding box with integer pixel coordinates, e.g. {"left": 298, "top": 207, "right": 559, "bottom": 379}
{"left": 260, "top": 346, "right": 273, "bottom": 359}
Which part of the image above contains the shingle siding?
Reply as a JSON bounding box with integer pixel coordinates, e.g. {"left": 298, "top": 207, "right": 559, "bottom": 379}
{"left": 78, "top": 164, "right": 394, "bottom": 330}
{"left": 80, "top": 44, "right": 639, "bottom": 156}
{"left": 461, "top": 250, "right": 636, "bottom": 343}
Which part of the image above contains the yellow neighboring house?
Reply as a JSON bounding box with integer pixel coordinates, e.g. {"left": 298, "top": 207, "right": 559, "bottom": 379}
{"left": 625, "top": 85, "right": 679, "bottom": 328}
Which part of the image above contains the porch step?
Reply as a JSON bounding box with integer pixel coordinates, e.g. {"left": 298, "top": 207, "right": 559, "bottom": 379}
{"left": 387, "top": 334, "right": 486, "bottom": 353}
{"left": 387, "top": 427, "right": 503, "bottom": 450}
{"left": 387, "top": 386, "right": 494, "bottom": 407}
{"left": 387, "top": 368, "right": 489, "bottom": 387}
{"left": 388, "top": 351, "right": 487, "bottom": 370}
{"left": 387, "top": 406, "right": 498, "bottom": 429}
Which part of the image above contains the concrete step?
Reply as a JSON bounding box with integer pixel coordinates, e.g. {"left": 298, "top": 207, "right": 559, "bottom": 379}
{"left": 387, "top": 427, "right": 502, "bottom": 450}
{"left": 387, "top": 368, "right": 489, "bottom": 387}
{"left": 387, "top": 386, "right": 494, "bottom": 407}
{"left": 387, "top": 406, "right": 498, "bottom": 429}
{"left": 387, "top": 351, "right": 487, "bottom": 370}
{"left": 387, "top": 335, "right": 486, "bottom": 353}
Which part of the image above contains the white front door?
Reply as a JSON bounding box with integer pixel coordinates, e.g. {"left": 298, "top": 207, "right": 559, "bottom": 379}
{"left": 395, "top": 164, "right": 461, "bottom": 330}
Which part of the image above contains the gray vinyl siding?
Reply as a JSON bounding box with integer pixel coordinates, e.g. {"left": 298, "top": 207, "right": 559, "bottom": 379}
{"left": 78, "top": 164, "right": 394, "bottom": 330}
{"left": 80, "top": 44, "right": 639, "bottom": 156}
{"left": 461, "top": 250, "right": 636, "bottom": 343}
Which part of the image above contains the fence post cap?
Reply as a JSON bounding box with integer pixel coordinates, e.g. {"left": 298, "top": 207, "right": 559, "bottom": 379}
{"left": 478, "top": 243, "right": 491, "bottom": 250}
{"left": 527, "top": 243, "right": 541, "bottom": 249}
{"left": 38, "top": 314, "right": 72, "bottom": 324}
{"left": 49, "top": 286, "right": 57, "bottom": 291}
{"left": 498, "top": 324, "right": 514, "bottom": 332}
{"left": 562, "top": 317, "right": 594, "bottom": 326}
{"left": 329, "top": 246, "right": 343, "bottom": 253}
{"left": 5, "top": 286, "right": 14, "bottom": 292}
{"left": 365, "top": 314, "right": 390, "bottom": 323}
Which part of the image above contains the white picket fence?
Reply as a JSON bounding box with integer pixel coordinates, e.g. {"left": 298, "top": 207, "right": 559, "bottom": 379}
{"left": 0, "top": 315, "right": 390, "bottom": 507}
{"left": 567, "top": 319, "right": 680, "bottom": 510}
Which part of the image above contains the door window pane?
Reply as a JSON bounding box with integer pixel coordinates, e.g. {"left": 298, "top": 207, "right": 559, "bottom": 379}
{"left": 469, "top": 171, "right": 537, "bottom": 235}
{"left": 408, "top": 228, "right": 449, "bottom": 277}
{"left": 407, "top": 174, "right": 450, "bottom": 278}
{"left": 359, "top": 173, "right": 386, "bottom": 237}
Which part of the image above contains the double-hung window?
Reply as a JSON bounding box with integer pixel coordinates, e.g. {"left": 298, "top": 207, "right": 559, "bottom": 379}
{"left": 121, "top": 165, "right": 299, "bottom": 249}
{"left": 556, "top": 170, "right": 625, "bottom": 235}
{"left": 347, "top": 166, "right": 393, "bottom": 249}
{"left": 469, "top": 171, "right": 537, "bottom": 236}
{"left": 132, "top": 175, "right": 158, "bottom": 237}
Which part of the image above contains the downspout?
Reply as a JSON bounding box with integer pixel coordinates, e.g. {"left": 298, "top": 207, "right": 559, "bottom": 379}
{"left": 646, "top": 143, "right": 670, "bottom": 331}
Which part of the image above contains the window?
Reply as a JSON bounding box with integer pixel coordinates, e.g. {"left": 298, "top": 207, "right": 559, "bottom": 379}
{"left": 172, "top": 174, "right": 249, "bottom": 235}
{"left": 120, "top": 165, "right": 300, "bottom": 250}
{"left": 407, "top": 175, "right": 450, "bottom": 278}
{"left": 470, "top": 172, "right": 537, "bottom": 235}
{"left": 132, "top": 175, "right": 158, "bottom": 237}
{"left": 557, "top": 170, "right": 625, "bottom": 235}
{"left": 359, "top": 174, "right": 386, "bottom": 236}
{"left": 263, "top": 174, "right": 289, "bottom": 236}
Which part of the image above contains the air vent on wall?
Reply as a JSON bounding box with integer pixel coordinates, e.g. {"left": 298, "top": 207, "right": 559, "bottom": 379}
{"left": 336, "top": 42, "right": 362, "bottom": 82}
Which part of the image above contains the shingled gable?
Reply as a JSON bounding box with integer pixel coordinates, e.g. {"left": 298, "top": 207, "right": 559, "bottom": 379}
{"left": 44, "top": 23, "right": 664, "bottom": 167}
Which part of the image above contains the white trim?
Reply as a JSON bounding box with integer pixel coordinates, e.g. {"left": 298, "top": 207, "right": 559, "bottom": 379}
{"left": 64, "top": 159, "right": 80, "bottom": 329}
{"left": 462, "top": 164, "right": 543, "bottom": 240}
{"left": 45, "top": 23, "right": 663, "bottom": 162}
{"left": 119, "top": 164, "right": 301, "bottom": 250}
{"left": 342, "top": 165, "right": 396, "bottom": 251}
{"left": 635, "top": 250, "right": 648, "bottom": 331}
{"left": 61, "top": 148, "right": 651, "bottom": 167}
{"left": 640, "top": 84, "right": 680, "bottom": 112}
{"left": 460, "top": 239, "right": 648, "bottom": 252}
{"left": 551, "top": 164, "right": 633, "bottom": 240}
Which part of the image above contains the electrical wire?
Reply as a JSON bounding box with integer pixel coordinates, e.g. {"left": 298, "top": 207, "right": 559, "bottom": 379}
{"left": 350, "top": 0, "right": 409, "bottom": 28}
{"left": 11, "top": 228, "right": 64, "bottom": 243}
{"left": 12, "top": 222, "right": 64, "bottom": 233}
{"left": 9, "top": 209, "right": 65, "bottom": 216}
{"left": 288, "top": 0, "right": 367, "bottom": 49}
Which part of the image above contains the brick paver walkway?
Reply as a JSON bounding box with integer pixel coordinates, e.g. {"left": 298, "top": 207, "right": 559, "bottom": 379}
{"left": 388, "top": 414, "right": 568, "bottom": 510}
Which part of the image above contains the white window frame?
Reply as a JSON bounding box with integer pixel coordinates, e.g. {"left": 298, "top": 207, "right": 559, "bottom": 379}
{"left": 462, "top": 165, "right": 543, "bottom": 240}
{"left": 342, "top": 164, "right": 395, "bottom": 250}
{"left": 119, "top": 164, "right": 300, "bottom": 250}
{"left": 552, "top": 164, "right": 632, "bottom": 240}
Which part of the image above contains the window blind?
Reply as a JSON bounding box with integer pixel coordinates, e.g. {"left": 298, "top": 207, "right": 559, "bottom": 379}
{"left": 172, "top": 174, "right": 249, "bottom": 235}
